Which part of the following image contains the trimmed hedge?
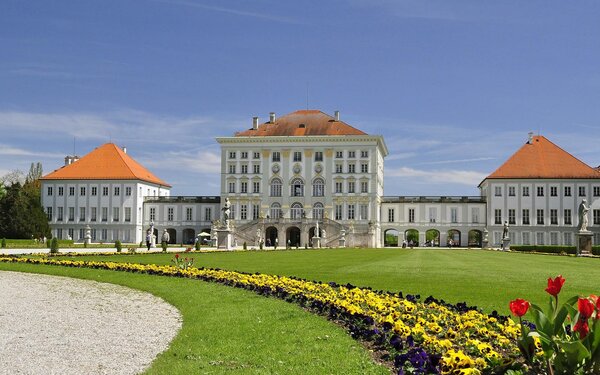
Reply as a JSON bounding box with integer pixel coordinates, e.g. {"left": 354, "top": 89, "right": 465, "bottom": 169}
{"left": 509, "top": 245, "right": 577, "bottom": 255}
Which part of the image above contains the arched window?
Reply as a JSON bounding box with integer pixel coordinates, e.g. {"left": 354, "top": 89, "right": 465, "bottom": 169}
{"left": 291, "top": 178, "right": 304, "bottom": 197}
{"left": 270, "top": 178, "right": 282, "bottom": 197}
{"left": 270, "top": 202, "right": 281, "bottom": 219}
{"left": 312, "top": 178, "right": 325, "bottom": 197}
{"left": 313, "top": 202, "right": 324, "bottom": 220}
{"left": 291, "top": 202, "right": 303, "bottom": 220}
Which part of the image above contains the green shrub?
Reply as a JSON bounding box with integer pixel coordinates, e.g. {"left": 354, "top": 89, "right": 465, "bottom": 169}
{"left": 83, "top": 241, "right": 88, "bottom": 248}
{"left": 509, "top": 245, "right": 576, "bottom": 255}
{"left": 195, "top": 241, "right": 201, "bottom": 251}
{"left": 1, "top": 238, "right": 5, "bottom": 248}
{"left": 592, "top": 246, "right": 600, "bottom": 256}
{"left": 50, "top": 238, "right": 59, "bottom": 254}
{"left": 115, "top": 240, "right": 122, "bottom": 253}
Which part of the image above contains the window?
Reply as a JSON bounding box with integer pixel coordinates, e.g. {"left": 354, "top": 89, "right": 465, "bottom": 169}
{"left": 347, "top": 204, "right": 355, "bottom": 220}
{"left": 312, "top": 178, "right": 324, "bottom": 197}
{"left": 240, "top": 204, "right": 247, "bottom": 220}
{"left": 348, "top": 164, "right": 356, "bottom": 173}
{"left": 335, "top": 181, "right": 343, "bottom": 193}
{"left": 315, "top": 151, "right": 323, "bottom": 161}
{"left": 348, "top": 151, "right": 356, "bottom": 158}
{"left": 113, "top": 207, "right": 119, "bottom": 222}
{"left": 429, "top": 207, "right": 437, "bottom": 223}
{"left": 579, "top": 186, "right": 586, "bottom": 197}
{"left": 361, "top": 150, "right": 368, "bottom": 158}
{"left": 229, "top": 164, "right": 236, "bottom": 174}
{"left": 594, "top": 209, "right": 600, "bottom": 225}
{"left": 494, "top": 209, "right": 502, "bottom": 224}
{"left": 335, "top": 164, "right": 343, "bottom": 173}
{"left": 46, "top": 207, "right": 52, "bottom": 220}
{"left": 57, "top": 207, "right": 63, "bottom": 221}
{"left": 91, "top": 187, "right": 97, "bottom": 196}
{"left": 335, "top": 205, "right": 343, "bottom": 220}
{"left": 408, "top": 208, "right": 415, "bottom": 223}
{"left": 293, "top": 151, "right": 302, "bottom": 162}
{"left": 335, "top": 151, "right": 343, "bottom": 158}
{"left": 47, "top": 187, "right": 53, "bottom": 196}
{"left": 550, "top": 186, "right": 557, "bottom": 197}
{"left": 102, "top": 187, "right": 109, "bottom": 196}
{"left": 361, "top": 181, "right": 368, "bottom": 193}
{"left": 101, "top": 207, "right": 108, "bottom": 222}
{"left": 69, "top": 187, "right": 75, "bottom": 196}
{"left": 494, "top": 186, "right": 502, "bottom": 196}
{"left": 472, "top": 207, "right": 479, "bottom": 223}
{"left": 388, "top": 208, "right": 395, "bottom": 222}
{"left": 522, "top": 209, "right": 530, "bottom": 225}
{"left": 594, "top": 187, "right": 600, "bottom": 197}
{"left": 167, "top": 207, "right": 174, "bottom": 221}
{"left": 101, "top": 229, "right": 108, "bottom": 241}
{"left": 522, "top": 186, "right": 529, "bottom": 197}
{"left": 149, "top": 207, "right": 156, "bottom": 221}
{"left": 508, "top": 186, "right": 515, "bottom": 196}
{"left": 241, "top": 165, "right": 248, "bottom": 174}
{"left": 359, "top": 204, "right": 368, "bottom": 220}
{"left": 313, "top": 203, "right": 324, "bottom": 220}
{"left": 125, "top": 187, "right": 132, "bottom": 196}
{"left": 253, "top": 181, "right": 260, "bottom": 194}
{"left": 550, "top": 209, "right": 558, "bottom": 225}
{"left": 361, "top": 163, "right": 368, "bottom": 173}
{"left": 508, "top": 209, "right": 516, "bottom": 224}
{"left": 564, "top": 186, "right": 571, "bottom": 196}
{"left": 68, "top": 228, "right": 74, "bottom": 241}
{"left": 550, "top": 232, "right": 558, "bottom": 245}
{"left": 58, "top": 187, "right": 64, "bottom": 196}
{"left": 536, "top": 209, "right": 544, "bottom": 225}
{"left": 241, "top": 151, "right": 248, "bottom": 159}
{"left": 270, "top": 178, "right": 282, "bottom": 197}
{"left": 68, "top": 207, "right": 74, "bottom": 221}
{"left": 347, "top": 181, "right": 355, "bottom": 193}
{"left": 80, "top": 187, "right": 86, "bottom": 196}
{"left": 536, "top": 186, "right": 544, "bottom": 197}
{"left": 125, "top": 207, "right": 131, "bottom": 222}
{"left": 91, "top": 207, "right": 97, "bottom": 222}
{"left": 270, "top": 203, "right": 281, "bottom": 219}
{"left": 564, "top": 209, "right": 572, "bottom": 225}
{"left": 114, "top": 187, "right": 120, "bottom": 196}
{"left": 536, "top": 232, "right": 545, "bottom": 245}
{"left": 290, "top": 203, "right": 303, "bottom": 220}
{"left": 230, "top": 205, "right": 235, "bottom": 220}
{"left": 79, "top": 229, "right": 84, "bottom": 240}
{"left": 204, "top": 207, "right": 212, "bottom": 221}
{"left": 228, "top": 182, "right": 236, "bottom": 193}
{"left": 253, "top": 152, "right": 260, "bottom": 159}
{"left": 229, "top": 151, "right": 236, "bottom": 159}
{"left": 79, "top": 207, "right": 85, "bottom": 222}
{"left": 522, "top": 232, "right": 530, "bottom": 245}
{"left": 186, "top": 207, "right": 193, "bottom": 221}
{"left": 564, "top": 232, "right": 572, "bottom": 246}
{"left": 450, "top": 208, "right": 458, "bottom": 223}
{"left": 291, "top": 178, "right": 304, "bottom": 197}
{"left": 252, "top": 204, "right": 260, "bottom": 220}
{"left": 253, "top": 164, "right": 260, "bottom": 174}
{"left": 272, "top": 152, "right": 280, "bottom": 162}
{"left": 240, "top": 181, "right": 248, "bottom": 193}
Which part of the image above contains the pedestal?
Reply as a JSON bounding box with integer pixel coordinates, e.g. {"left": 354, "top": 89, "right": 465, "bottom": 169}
{"left": 217, "top": 229, "right": 234, "bottom": 250}
{"left": 502, "top": 238, "right": 510, "bottom": 251}
{"left": 481, "top": 240, "right": 489, "bottom": 249}
{"left": 312, "top": 236, "right": 321, "bottom": 249}
{"left": 576, "top": 231, "right": 592, "bottom": 256}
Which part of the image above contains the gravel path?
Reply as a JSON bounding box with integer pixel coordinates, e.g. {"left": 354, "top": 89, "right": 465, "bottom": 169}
{"left": 0, "top": 271, "right": 182, "bottom": 374}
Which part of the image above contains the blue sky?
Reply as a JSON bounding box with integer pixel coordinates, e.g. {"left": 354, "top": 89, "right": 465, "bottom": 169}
{"left": 2, "top": 1, "right": 600, "bottom": 196}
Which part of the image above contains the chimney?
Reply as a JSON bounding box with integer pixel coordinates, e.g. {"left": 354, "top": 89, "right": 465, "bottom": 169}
{"left": 252, "top": 116, "right": 259, "bottom": 130}
{"left": 334, "top": 110, "right": 340, "bottom": 121}
{"left": 527, "top": 132, "right": 534, "bottom": 144}
{"left": 269, "top": 112, "right": 276, "bottom": 123}
{"left": 122, "top": 146, "right": 127, "bottom": 154}
{"left": 64, "top": 155, "right": 79, "bottom": 166}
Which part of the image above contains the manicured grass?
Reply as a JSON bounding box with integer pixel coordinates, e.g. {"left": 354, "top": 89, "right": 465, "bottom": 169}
{"left": 55, "top": 248, "right": 600, "bottom": 315}
{"left": 0, "top": 262, "right": 387, "bottom": 375}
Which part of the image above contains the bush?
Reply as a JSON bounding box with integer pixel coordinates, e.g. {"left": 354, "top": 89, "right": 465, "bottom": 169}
{"left": 195, "top": 241, "right": 201, "bottom": 251}
{"left": 83, "top": 241, "right": 88, "bottom": 248}
{"left": 50, "top": 238, "right": 59, "bottom": 254}
{"left": 509, "top": 245, "right": 576, "bottom": 255}
{"left": 1, "top": 238, "right": 5, "bottom": 248}
{"left": 243, "top": 241, "right": 247, "bottom": 250}
{"left": 115, "top": 240, "right": 122, "bottom": 253}
{"left": 592, "top": 246, "right": 600, "bottom": 256}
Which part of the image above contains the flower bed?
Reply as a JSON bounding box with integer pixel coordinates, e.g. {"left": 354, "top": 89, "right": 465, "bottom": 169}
{"left": 0, "top": 256, "right": 525, "bottom": 374}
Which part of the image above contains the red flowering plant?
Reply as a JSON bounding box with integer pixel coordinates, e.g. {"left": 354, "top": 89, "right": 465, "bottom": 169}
{"left": 511, "top": 275, "right": 600, "bottom": 374}
{"left": 171, "top": 253, "right": 194, "bottom": 270}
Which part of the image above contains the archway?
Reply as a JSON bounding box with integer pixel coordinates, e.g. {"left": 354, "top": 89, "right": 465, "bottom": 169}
{"left": 468, "top": 230, "right": 482, "bottom": 247}
{"left": 166, "top": 228, "right": 177, "bottom": 244}
{"left": 384, "top": 229, "right": 399, "bottom": 247}
{"left": 309, "top": 226, "right": 322, "bottom": 240}
{"left": 182, "top": 228, "right": 195, "bottom": 244}
{"left": 426, "top": 229, "right": 440, "bottom": 247}
{"left": 405, "top": 229, "right": 419, "bottom": 246}
{"left": 265, "top": 226, "right": 278, "bottom": 247}
{"left": 447, "top": 229, "right": 461, "bottom": 247}
{"left": 286, "top": 226, "right": 301, "bottom": 247}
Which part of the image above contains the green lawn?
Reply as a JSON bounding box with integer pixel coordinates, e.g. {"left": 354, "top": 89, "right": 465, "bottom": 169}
{"left": 54, "top": 248, "right": 600, "bottom": 315}
{"left": 0, "top": 261, "right": 387, "bottom": 375}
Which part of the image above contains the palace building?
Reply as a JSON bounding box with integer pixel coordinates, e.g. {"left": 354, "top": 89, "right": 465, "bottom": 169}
{"left": 40, "top": 111, "right": 600, "bottom": 248}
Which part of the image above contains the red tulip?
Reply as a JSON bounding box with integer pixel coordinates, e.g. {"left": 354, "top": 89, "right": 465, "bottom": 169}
{"left": 578, "top": 298, "right": 595, "bottom": 320}
{"left": 175, "top": 254, "right": 179, "bottom": 259}
{"left": 574, "top": 319, "right": 589, "bottom": 339}
{"left": 545, "top": 275, "right": 565, "bottom": 297}
{"left": 509, "top": 298, "right": 530, "bottom": 317}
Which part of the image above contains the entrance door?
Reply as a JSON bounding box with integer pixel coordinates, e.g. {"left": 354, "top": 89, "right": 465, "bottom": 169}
{"left": 286, "top": 226, "right": 301, "bottom": 247}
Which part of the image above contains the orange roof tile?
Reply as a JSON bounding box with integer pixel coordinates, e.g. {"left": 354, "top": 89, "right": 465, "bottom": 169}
{"left": 484, "top": 135, "right": 600, "bottom": 181}
{"left": 41, "top": 143, "right": 171, "bottom": 187}
{"left": 235, "top": 110, "right": 367, "bottom": 137}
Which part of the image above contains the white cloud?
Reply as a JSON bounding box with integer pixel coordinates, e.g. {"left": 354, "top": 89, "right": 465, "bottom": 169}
{"left": 0, "top": 144, "right": 64, "bottom": 159}
{"left": 141, "top": 149, "right": 222, "bottom": 174}
{"left": 387, "top": 167, "right": 487, "bottom": 186}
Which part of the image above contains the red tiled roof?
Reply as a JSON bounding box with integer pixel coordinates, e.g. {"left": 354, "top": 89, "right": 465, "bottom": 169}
{"left": 235, "top": 110, "right": 367, "bottom": 137}
{"left": 41, "top": 143, "right": 171, "bottom": 187}
{"left": 484, "top": 135, "right": 600, "bottom": 180}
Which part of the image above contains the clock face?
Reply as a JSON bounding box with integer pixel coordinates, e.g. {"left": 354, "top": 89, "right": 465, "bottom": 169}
{"left": 272, "top": 164, "right": 280, "bottom": 174}
{"left": 314, "top": 164, "right": 323, "bottom": 174}
{"left": 293, "top": 164, "right": 302, "bottom": 174}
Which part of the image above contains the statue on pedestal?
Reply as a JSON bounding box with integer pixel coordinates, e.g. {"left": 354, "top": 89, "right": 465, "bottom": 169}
{"left": 578, "top": 199, "right": 590, "bottom": 232}
{"left": 222, "top": 198, "right": 231, "bottom": 228}
{"left": 502, "top": 221, "right": 509, "bottom": 240}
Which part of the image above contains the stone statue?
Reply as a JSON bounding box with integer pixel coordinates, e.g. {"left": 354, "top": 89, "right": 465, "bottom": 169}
{"left": 502, "top": 221, "right": 509, "bottom": 239}
{"left": 222, "top": 198, "right": 231, "bottom": 221}
{"left": 483, "top": 228, "right": 489, "bottom": 242}
{"left": 256, "top": 228, "right": 261, "bottom": 240}
{"left": 578, "top": 199, "right": 590, "bottom": 232}
{"left": 321, "top": 228, "right": 326, "bottom": 240}
{"left": 315, "top": 221, "right": 320, "bottom": 237}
